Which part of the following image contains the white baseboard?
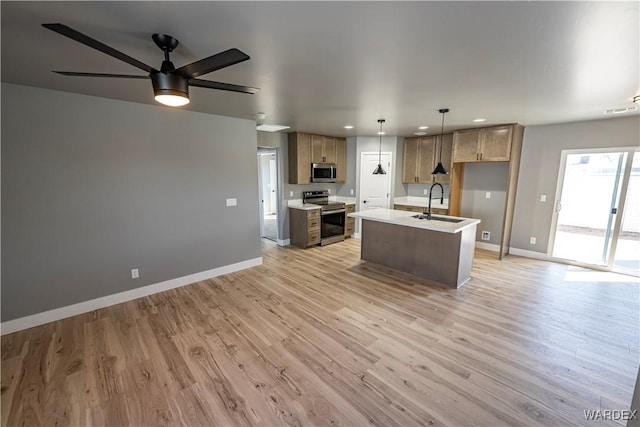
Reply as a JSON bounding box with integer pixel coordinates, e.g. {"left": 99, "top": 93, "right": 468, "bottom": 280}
{"left": 0, "top": 257, "right": 263, "bottom": 336}
{"left": 277, "top": 239, "right": 290, "bottom": 246}
{"left": 475, "top": 241, "right": 500, "bottom": 252}
{"left": 353, "top": 232, "right": 361, "bottom": 238}
{"left": 508, "top": 247, "right": 550, "bottom": 260}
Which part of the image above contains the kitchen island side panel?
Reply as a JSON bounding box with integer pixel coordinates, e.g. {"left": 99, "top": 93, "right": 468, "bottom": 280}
{"left": 361, "top": 219, "right": 471, "bottom": 288}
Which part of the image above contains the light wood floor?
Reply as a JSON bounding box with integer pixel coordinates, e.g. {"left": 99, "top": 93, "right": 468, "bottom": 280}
{"left": 2, "top": 238, "right": 639, "bottom": 426}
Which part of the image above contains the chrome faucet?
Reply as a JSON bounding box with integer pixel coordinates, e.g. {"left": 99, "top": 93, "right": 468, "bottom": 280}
{"left": 425, "top": 182, "right": 444, "bottom": 220}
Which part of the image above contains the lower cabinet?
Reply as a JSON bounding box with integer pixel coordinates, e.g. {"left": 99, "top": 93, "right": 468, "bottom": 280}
{"left": 345, "top": 204, "right": 355, "bottom": 237}
{"left": 289, "top": 208, "right": 321, "bottom": 248}
{"left": 393, "top": 204, "right": 448, "bottom": 215}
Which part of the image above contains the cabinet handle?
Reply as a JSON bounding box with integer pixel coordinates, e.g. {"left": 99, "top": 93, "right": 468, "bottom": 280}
{"left": 476, "top": 153, "right": 479, "bottom": 161}
{"left": 480, "top": 153, "right": 483, "bottom": 160}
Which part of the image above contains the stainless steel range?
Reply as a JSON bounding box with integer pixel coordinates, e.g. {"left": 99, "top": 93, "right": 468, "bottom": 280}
{"left": 302, "top": 190, "right": 346, "bottom": 246}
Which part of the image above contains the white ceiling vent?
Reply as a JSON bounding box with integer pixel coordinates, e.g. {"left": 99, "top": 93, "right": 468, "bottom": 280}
{"left": 603, "top": 106, "right": 638, "bottom": 115}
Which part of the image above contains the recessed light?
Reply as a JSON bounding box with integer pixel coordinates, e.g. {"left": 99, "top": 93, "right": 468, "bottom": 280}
{"left": 377, "top": 131, "right": 385, "bottom": 135}
{"left": 603, "top": 107, "right": 638, "bottom": 115}
{"left": 472, "top": 118, "right": 487, "bottom": 123}
{"left": 344, "top": 125, "right": 354, "bottom": 129}
{"left": 256, "top": 124, "right": 291, "bottom": 132}
{"left": 414, "top": 132, "right": 426, "bottom": 136}
{"left": 418, "top": 126, "right": 429, "bottom": 130}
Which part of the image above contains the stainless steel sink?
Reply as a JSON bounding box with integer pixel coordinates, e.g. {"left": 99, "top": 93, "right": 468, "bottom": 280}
{"left": 411, "top": 214, "right": 464, "bottom": 223}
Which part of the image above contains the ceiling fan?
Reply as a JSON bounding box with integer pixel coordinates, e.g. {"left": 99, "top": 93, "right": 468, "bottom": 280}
{"left": 42, "top": 23, "right": 259, "bottom": 107}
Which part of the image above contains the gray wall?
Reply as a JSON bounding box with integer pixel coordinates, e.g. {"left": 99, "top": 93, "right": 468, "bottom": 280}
{"left": 461, "top": 162, "right": 509, "bottom": 245}
{"left": 512, "top": 115, "right": 640, "bottom": 253}
{"left": 2, "top": 83, "right": 261, "bottom": 321}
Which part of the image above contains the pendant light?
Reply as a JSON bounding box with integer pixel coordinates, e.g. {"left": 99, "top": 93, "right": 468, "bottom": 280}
{"left": 432, "top": 108, "right": 450, "bottom": 175}
{"left": 373, "top": 119, "right": 387, "bottom": 175}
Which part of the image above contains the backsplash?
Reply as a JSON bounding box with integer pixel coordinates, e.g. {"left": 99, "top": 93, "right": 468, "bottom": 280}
{"left": 406, "top": 184, "right": 450, "bottom": 199}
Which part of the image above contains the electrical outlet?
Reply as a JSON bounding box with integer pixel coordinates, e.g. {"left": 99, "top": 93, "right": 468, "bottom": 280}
{"left": 327, "top": 189, "right": 331, "bottom": 194}
{"left": 540, "top": 194, "right": 547, "bottom": 202}
{"left": 289, "top": 191, "right": 294, "bottom": 197}
{"left": 424, "top": 189, "right": 429, "bottom": 195}
{"left": 530, "top": 237, "right": 537, "bottom": 245}
{"left": 226, "top": 198, "right": 237, "bottom": 207}
{"left": 131, "top": 268, "right": 139, "bottom": 279}
{"left": 350, "top": 189, "right": 354, "bottom": 195}
{"left": 485, "top": 192, "right": 491, "bottom": 199}
{"left": 481, "top": 231, "right": 490, "bottom": 241}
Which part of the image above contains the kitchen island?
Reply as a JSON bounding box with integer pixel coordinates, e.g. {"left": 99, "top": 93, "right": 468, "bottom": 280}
{"left": 349, "top": 208, "right": 480, "bottom": 288}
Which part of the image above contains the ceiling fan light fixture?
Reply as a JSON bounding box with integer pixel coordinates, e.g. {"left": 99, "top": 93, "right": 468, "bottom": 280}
{"left": 154, "top": 94, "right": 190, "bottom": 107}
{"left": 152, "top": 72, "right": 190, "bottom": 106}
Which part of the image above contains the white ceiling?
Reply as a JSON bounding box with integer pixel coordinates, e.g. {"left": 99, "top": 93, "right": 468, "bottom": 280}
{"left": 2, "top": 1, "right": 638, "bottom": 137}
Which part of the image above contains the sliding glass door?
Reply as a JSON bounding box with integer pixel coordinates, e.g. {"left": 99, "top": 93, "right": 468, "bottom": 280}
{"left": 550, "top": 148, "right": 638, "bottom": 275}
{"left": 612, "top": 151, "right": 640, "bottom": 275}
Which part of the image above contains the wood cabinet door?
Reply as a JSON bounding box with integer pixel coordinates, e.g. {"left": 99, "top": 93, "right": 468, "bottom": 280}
{"left": 288, "top": 132, "right": 311, "bottom": 184}
{"left": 402, "top": 138, "right": 420, "bottom": 183}
{"left": 480, "top": 125, "right": 512, "bottom": 161}
{"left": 335, "top": 138, "right": 346, "bottom": 182}
{"left": 310, "top": 134, "right": 325, "bottom": 163}
{"left": 434, "top": 133, "right": 453, "bottom": 184}
{"left": 323, "top": 137, "right": 337, "bottom": 163}
{"left": 417, "top": 136, "right": 437, "bottom": 183}
{"left": 453, "top": 130, "right": 481, "bottom": 162}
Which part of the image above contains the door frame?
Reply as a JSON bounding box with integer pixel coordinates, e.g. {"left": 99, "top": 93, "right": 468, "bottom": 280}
{"left": 257, "top": 146, "right": 281, "bottom": 242}
{"left": 547, "top": 146, "right": 637, "bottom": 272}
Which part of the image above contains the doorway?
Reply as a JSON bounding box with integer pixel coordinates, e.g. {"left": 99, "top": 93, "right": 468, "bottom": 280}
{"left": 359, "top": 152, "right": 393, "bottom": 212}
{"left": 257, "top": 147, "right": 279, "bottom": 242}
{"left": 550, "top": 148, "right": 639, "bottom": 275}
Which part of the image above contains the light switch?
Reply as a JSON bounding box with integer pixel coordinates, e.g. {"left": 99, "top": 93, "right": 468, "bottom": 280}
{"left": 350, "top": 189, "right": 354, "bottom": 195}
{"left": 289, "top": 191, "right": 294, "bottom": 197}
{"left": 485, "top": 192, "right": 491, "bottom": 199}
{"left": 540, "top": 194, "right": 547, "bottom": 202}
{"left": 226, "top": 198, "right": 237, "bottom": 207}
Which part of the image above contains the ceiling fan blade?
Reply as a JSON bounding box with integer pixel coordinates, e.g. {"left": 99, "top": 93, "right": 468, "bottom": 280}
{"left": 43, "top": 23, "right": 156, "bottom": 73}
{"left": 54, "top": 71, "right": 148, "bottom": 79}
{"left": 175, "top": 48, "right": 250, "bottom": 79}
{"left": 189, "top": 78, "right": 259, "bottom": 94}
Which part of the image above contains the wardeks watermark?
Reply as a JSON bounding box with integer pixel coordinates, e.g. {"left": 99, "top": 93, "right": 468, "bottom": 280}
{"left": 583, "top": 409, "right": 638, "bottom": 421}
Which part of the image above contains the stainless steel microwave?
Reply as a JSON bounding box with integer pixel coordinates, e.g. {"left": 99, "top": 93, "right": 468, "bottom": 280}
{"left": 311, "top": 163, "right": 337, "bottom": 183}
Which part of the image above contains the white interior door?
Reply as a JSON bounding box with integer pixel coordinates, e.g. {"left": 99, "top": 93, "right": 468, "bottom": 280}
{"left": 269, "top": 159, "right": 277, "bottom": 213}
{"left": 359, "top": 152, "right": 392, "bottom": 212}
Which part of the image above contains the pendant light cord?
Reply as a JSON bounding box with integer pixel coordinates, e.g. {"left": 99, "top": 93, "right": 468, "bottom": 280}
{"left": 439, "top": 110, "right": 445, "bottom": 161}
{"left": 378, "top": 121, "right": 383, "bottom": 164}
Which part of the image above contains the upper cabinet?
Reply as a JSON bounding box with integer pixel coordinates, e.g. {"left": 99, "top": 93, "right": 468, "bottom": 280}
{"left": 453, "top": 125, "right": 513, "bottom": 162}
{"left": 288, "top": 132, "right": 312, "bottom": 184}
{"left": 288, "top": 133, "right": 346, "bottom": 184}
{"left": 402, "top": 134, "right": 452, "bottom": 184}
{"left": 312, "top": 135, "right": 337, "bottom": 164}
{"left": 335, "top": 137, "right": 346, "bottom": 182}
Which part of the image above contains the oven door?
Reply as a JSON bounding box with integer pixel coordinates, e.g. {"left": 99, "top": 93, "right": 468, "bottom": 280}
{"left": 320, "top": 209, "right": 345, "bottom": 245}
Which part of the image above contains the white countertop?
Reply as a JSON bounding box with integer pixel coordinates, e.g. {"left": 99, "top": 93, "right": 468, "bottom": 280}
{"left": 349, "top": 208, "right": 480, "bottom": 234}
{"left": 394, "top": 196, "right": 448, "bottom": 209}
